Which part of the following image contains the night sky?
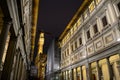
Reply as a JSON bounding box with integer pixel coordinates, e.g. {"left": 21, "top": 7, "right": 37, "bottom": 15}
{"left": 35, "top": 0, "right": 83, "bottom": 54}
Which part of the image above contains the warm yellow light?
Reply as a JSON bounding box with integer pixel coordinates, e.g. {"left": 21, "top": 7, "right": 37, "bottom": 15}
{"left": 39, "top": 32, "right": 44, "bottom": 45}
{"left": 38, "top": 45, "right": 43, "bottom": 54}
{"left": 38, "top": 32, "right": 45, "bottom": 54}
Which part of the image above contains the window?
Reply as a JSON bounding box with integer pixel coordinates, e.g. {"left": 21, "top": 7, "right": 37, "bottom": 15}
{"left": 71, "top": 45, "right": 74, "bottom": 52}
{"left": 75, "top": 41, "right": 77, "bottom": 49}
{"left": 89, "top": 1, "right": 95, "bottom": 13}
{"left": 79, "top": 52, "right": 83, "bottom": 57}
{"left": 102, "top": 16, "right": 108, "bottom": 27}
{"left": 93, "top": 24, "right": 98, "bottom": 34}
{"left": 79, "top": 37, "right": 82, "bottom": 45}
{"left": 62, "top": 53, "right": 64, "bottom": 59}
{"left": 64, "top": 51, "right": 66, "bottom": 57}
{"left": 117, "top": 2, "right": 120, "bottom": 12}
{"left": 86, "top": 30, "right": 91, "bottom": 39}
{"left": 67, "top": 48, "right": 69, "bottom": 55}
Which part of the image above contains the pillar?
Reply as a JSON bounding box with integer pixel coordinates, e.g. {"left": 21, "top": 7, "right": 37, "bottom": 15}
{"left": 65, "top": 70, "right": 68, "bottom": 80}
{"left": 106, "top": 58, "right": 114, "bottom": 80}
{"left": 65, "top": 71, "right": 67, "bottom": 80}
{"left": 68, "top": 70, "right": 70, "bottom": 80}
{"left": 0, "top": 17, "right": 12, "bottom": 68}
{"left": 62, "top": 72, "right": 63, "bottom": 80}
{"left": 10, "top": 54, "right": 17, "bottom": 80}
{"left": 86, "top": 63, "right": 92, "bottom": 80}
{"left": 80, "top": 66, "right": 83, "bottom": 80}
{"left": 17, "top": 57, "right": 22, "bottom": 80}
{"left": 63, "top": 71, "right": 66, "bottom": 80}
{"left": 71, "top": 69, "right": 73, "bottom": 80}
{"left": 14, "top": 52, "right": 20, "bottom": 80}
{"left": 21, "top": 62, "right": 25, "bottom": 80}
{"left": 75, "top": 68, "right": 77, "bottom": 80}
{"left": 96, "top": 61, "right": 101, "bottom": 80}
{"left": 19, "top": 60, "right": 23, "bottom": 80}
{"left": 1, "top": 36, "right": 17, "bottom": 80}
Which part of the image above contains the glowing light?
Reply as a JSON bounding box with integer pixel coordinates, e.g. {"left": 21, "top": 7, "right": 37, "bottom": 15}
{"left": 38, "top": 32, "right": 45, "bottom": 54}
{"left": 117, "top": 38, "right": 120, "bottom": 41}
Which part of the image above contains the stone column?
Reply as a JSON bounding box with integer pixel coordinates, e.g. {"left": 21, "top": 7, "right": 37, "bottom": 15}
{"left": 106, "top": 58, "right": 114, "bottom": 80}
{"left": 20, "top": 62, "right": 24, "bottom": 80}
{"left": 64, "top": 71, "right": 66, "bottom": 80}
{"left": 17, "top": 57, "right": 22, "bottom": 80}
{"left": 19, "top": 60, "right": 23, "bottom": 80}
{"left": 96, "top": 61, "right": 101, "bottom": 80}
{"left": 0, "top": 17, "right": 12, "bottom": 68}
{"left": 62, "top": 72, "right": 64, "bottom": 80}
{"left": 68, "top": 70, "right": 70, "bottom": 80}
{"left": 70, "top": 69, "right": 73, "bottom": 80}
{"left": 10, "top": 54, "right": 17, "bottom": 80}
{"left": 14, "top": 52, "right": 20, "bottom": 80}
{"left": 1, "top": 36, "right": 17, "bottom": 80}
{"left": 86, "top": 63, "right": 92, "bottom": 80}
{"left": 80, "top": 66, "right": 83, "bottom": 80}
{"left": 61, "top": 72, "right": 63, "bottom": 80}
{"left": 65, "top": 70, "right": 67, "bottom": 80}
{"left": 75, "top": 68, "right": 77, "bottom": 80}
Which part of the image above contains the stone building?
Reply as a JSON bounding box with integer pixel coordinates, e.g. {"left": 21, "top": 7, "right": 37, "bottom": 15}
{"left": 0, "top": 0, "right": 38, "bottom": 80}
{"left": 35, "top": 32, "right": 47, "bottom": 80}
{"left": 59, "top": 0, "right": 120, "bottom": 80}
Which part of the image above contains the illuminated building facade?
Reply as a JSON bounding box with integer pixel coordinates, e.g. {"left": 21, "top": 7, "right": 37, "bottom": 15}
{"left": 0, "top": 0, "right": 37, "bottom": 80}
{"left": 35, "top": 53, "right": 47, "bottom": 80}
{"left": 35, "top": 32, "right": 47, "bottom": 80}
{"left": 59, "top": 0, "right": 120, "bottom": 80}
